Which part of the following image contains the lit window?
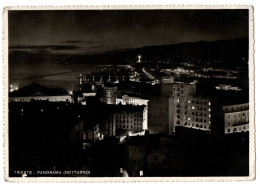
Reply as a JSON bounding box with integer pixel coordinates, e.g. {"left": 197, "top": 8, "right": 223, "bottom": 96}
{"left": 188, "top": 101, "right": 190, "bottom": 103}
{"left": 209, "top": 108, "right": 211, "bottom": 112}
{"left": 192, "top": 106, "right": 195, "bottom": 109}
{"left": 209, "top": 114, "right": 211, "bottom": 118}
{"left": 209, "top": 102, "right": 211, "bottom": 105}
{"left": 188, "top": 118, "right": 191, "bottom": 120}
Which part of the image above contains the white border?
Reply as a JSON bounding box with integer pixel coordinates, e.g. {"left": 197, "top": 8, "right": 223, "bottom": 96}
{"left": 1, "top": 3, "right": 256, "bottom": 183}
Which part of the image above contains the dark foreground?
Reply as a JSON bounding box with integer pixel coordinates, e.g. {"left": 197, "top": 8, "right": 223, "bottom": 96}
{"left": 9, "top": 101, "right": 249, "bottom": 177}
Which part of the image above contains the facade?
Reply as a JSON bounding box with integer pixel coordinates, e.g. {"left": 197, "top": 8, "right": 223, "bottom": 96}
{"left": 179, "top": 97, "right": 211, "bottom": 131}
{"left": 146, "top": 136, "right": 169, "bottom": 174}
{"left": 102, "top": 115, "right": 116, "bottom": 137}
{"left": 148, "top": 96, "right": 174, "bottom": 135}
{"left": 223, "top": 103, "right": 249, "bottom": 134}
{"left": 104, "top": 86, "right": 119, "bottom": 104}
{"left": 116, "top": 95, "right": 149, "bottom": 130}
{"left": 161, "top": 81, "right": 196, "bottom": 97}
{"left": 114, "top": 105, "right": 145, "bottom": 135}
{"left": 124, "top": 134, "right": 173, "bottom": 176}
{"left": 215, "top": 84, "right": 242, "bottom": 91}
{"left": 124, "top": 136, "right": 147, "bottom": 177}
{"left": 160, "top": 81, "right": 212, "bottom": 134}
{"left": 161, "top": 76, "right": 174, "bottom": 84}
{"left": 71, "top": 121, "right": 102, "bottom": 150}
{"left": 126, "top": 144, "right": 146, "bottom": 176}
{"left": 9, "top": 95, "right": 73, "bottom": 103}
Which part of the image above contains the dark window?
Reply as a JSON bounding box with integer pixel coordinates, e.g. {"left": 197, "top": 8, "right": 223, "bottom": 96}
{"left": 154, "top": 155, "right": 158, "bottom": 161}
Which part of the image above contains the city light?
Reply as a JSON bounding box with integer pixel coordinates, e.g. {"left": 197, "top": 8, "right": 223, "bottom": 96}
{"left": 137, "top": 55, "right": 141, "bottom": 63}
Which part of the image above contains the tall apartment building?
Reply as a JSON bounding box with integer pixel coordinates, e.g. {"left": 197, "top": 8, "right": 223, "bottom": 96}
{"left": 148, "top": 96, "right": 174, "bottom": 135}
{"left": 116, "top": 95, "right": 149, "bottom": 130}
{"left": 223, "top": 103, "right": 249, "bottom": 134}
{"left": 179, "top": 97, "right": 212, "bottom": 131}
{"left": 162, "top": 80, "right": 249, "bottom": 135}
{"left": 160, "top": 81, "right": 213, "bottom": 134}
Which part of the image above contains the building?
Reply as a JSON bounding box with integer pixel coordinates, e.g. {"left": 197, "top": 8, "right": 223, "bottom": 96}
{"left": 101, "top": 113, "right": 116, "bottom": 137}
{"left": 158, "top": 80, "right": 220, "bottom": 134}
{"left": 116, "top": 95, "right": 149, "bottom": 130}
{"left": 123, "top": 134, "right": 174, "bottom": 176}
{"left": 77, "top": 92, "right": 97, "bottom": 104}
{"left": 161, "top": 76, "right": 174, "bottom": 84}
{"left": 114, "top": 105, "right": 145, "bottom": 136}
{"left": 9, "top": 95, "right": 73, "bottom": 103}
{"left": 223, "top": 103, "right": 249, "bottom": 134}
{"left": 79, "top": 65, "right": 131, "bottom": 88}
{"left": 146, "top": 135, "right": 170, "bottom": 175}
{"left": 148, "top": 96, "right": 174, "bottom": 135}
{"left": 123, "top": 135, "right": 147, "bottom": 177}
{"left": 9, "top": 82, "right": 73, "bottom": 103}
{"left": 71, "top": 120, "right": 102, "bottom": 150}
{"left": 161, "top": 81, "right": 211, "bottom": 134}
{"left": 99, "top": 104, "right": 146, "bottom": 137}
{"left": 164, "top": 81, "right": 197, "bottom": 97}
{"left": 176, "top": 97, "right": 211, "bottom": 131}
{"left": 215, "top": 84, "right": 242, "bottom": 91}
{"left": 103, "top": 86, "right": 119, "bottom": 104}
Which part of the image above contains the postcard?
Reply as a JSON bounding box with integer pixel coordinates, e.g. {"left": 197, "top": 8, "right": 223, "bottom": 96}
{"left": 3, "top": 5, "right": 255, "bottom": 182}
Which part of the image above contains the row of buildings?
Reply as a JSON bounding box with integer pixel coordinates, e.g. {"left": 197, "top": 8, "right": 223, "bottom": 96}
{"left": 71, "top": 79, "right": 249, "bottom": 153}
{"left": 148, "top": 79, "right": 249, "bottom": 135}
{"left": 9, "top": 77, "right": 249, "bottom": 144}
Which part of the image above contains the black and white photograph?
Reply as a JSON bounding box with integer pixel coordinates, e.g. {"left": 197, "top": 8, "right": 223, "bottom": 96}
{"left": 4, "top": 6, "right": 255, "bottom": 181}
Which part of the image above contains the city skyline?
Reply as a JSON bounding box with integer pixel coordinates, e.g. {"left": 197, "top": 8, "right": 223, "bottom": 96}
{"left": 9, "top": 10, "right": 249, "bottom": 88}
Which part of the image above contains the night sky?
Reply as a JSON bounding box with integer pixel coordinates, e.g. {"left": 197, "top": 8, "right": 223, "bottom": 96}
{"left": 8, "top": 10, "right": 249, "bottom": 88}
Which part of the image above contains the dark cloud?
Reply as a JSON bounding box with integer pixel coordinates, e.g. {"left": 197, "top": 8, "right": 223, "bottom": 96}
{"left": 9, "top": 10, "right": 249, "bottom": 51}
{"left": 10, "top": 45, "right": 80, "bottom": 51}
